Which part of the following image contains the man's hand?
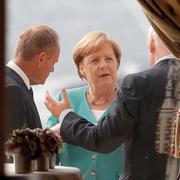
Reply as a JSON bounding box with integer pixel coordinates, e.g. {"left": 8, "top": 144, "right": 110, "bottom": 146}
{"left": 44, "top": 88, "right": 71, "bottom": 118}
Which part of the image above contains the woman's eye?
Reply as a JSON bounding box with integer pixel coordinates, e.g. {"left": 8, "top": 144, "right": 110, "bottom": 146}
{"left": 106, "top": 57, "right": 113, "bottom": 61}
{"left": 91, "top": 59, "right": 99, "bottom": 63}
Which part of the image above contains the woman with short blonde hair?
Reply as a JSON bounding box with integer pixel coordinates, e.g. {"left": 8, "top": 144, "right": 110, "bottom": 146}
{"left": 46, "top": 31, "right": 124, "bottom": 180}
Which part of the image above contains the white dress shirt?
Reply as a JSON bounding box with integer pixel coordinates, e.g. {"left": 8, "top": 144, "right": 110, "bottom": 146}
{"left": 155, "top": 55, "right": 175, "bottom": 66}
{"left": 7, "top": 61, "right": 31, "bottom": 90}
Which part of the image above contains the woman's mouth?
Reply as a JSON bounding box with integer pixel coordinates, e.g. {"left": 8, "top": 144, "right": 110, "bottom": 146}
{"left": 99, "top": 73, "right": 110, "bottom": 77}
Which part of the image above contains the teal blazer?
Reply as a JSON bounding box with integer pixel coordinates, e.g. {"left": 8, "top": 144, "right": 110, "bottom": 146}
{"left": 46, "top": 86, "right": 124, "bottom": 180}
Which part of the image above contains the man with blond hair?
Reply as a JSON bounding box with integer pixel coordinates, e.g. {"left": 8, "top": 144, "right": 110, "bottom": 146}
{"left": 5, "top": 25, "right": 60, "bottom": 135}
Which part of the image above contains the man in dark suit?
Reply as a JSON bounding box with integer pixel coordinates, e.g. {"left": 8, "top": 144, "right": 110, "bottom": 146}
{"left": 5, "top": 25, "right": 60, "bottom": 135}
{"left": 44, "top": 27, "right": 180, "bottom": 180}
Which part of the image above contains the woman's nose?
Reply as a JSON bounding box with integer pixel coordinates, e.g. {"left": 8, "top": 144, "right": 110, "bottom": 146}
{"left": 99, "top": 60, "right": 107, "bottom": 69}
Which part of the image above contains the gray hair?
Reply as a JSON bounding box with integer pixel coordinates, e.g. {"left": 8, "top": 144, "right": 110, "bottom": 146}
{"left": 147, "top": 26, "right": 170, "bottom": 52}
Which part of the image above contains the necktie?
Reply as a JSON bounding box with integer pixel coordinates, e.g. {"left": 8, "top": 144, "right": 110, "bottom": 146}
{"left": 29, "top": 87, "right": 33, "bottom": 98}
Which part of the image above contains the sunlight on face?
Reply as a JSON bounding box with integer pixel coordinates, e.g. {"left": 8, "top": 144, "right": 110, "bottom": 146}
{"left": 80, "top": 43, "right": 119, "bottom": 90}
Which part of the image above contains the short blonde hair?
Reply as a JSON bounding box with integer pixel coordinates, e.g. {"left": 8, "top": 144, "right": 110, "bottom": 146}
{"left": 73, "top": 31, "right": 121, "bottom": 79}
{"left": 14, "top": 25, "right": 59, "bottom": 61}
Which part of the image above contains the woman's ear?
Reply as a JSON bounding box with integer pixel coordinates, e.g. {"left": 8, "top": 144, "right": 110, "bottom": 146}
{"left": 79, "top": 63, "right": 86, "bottom": 79}
{"left": 37, "top": 51, "right": 47, "bottom": 66}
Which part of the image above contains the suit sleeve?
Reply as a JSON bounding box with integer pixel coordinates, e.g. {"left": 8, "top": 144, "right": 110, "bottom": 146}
{"left": 60, "top": 75, "right": 141, "bottom": 153}
{"left": 5, "top": 85, "right": 28, "bottom": 136}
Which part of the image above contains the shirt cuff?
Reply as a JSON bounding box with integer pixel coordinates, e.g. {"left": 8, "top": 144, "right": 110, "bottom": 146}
{"left": 59, "top": 108, "right": 74, "bottom": 125}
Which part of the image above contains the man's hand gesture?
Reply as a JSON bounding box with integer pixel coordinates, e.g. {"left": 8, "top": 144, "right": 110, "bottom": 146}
{"left": 44, "top": 88, "right": 71, "bottom": 118}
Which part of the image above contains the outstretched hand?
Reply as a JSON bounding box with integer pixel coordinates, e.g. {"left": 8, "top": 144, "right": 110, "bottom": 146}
{"left": 44, "top": 88, "right": 71, "bottom": 118}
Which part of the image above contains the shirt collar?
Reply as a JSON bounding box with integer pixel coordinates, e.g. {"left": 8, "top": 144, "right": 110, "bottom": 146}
{"left": 155, "top": 55, "right": 175, "bottom": 66}
{"left": 7, "top": 61, "right": 31, "bottom": 90}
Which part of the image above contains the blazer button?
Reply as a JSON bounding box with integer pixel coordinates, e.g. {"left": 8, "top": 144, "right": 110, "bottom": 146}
{"left": 91, "top": 153, "right": 97, "bottom": 160}
{"left": 90, "top": 170, "right": 96, "bottom": 176}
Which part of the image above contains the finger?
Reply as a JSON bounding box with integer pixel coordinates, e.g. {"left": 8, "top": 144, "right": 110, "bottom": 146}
{"left": 45, "top": 90, "right": 49, "bottom": 98}
{"left": 44, "top": 92, "right": 50, "bottom": 109}
{"left": 61, "top": 88, "right": 68, "bottom": 102}
{"left": 45, "top": 92, "right": 55, "bottom": 105}
{"left": 44, "top": 91, "right": 50, "bottom": 103}
{"left": 44, "top": 96, "right": 50, "bottom": 110}
{"left": 44, "top": 91, "right": 55, "bottom": 110}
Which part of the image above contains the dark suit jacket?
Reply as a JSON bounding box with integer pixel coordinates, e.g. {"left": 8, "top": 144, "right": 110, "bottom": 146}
{"left": 60, "top": 59, "right": 177, "bottom": 180}
{"left": 5, "top": 66, "right": 42, "bottom": 136}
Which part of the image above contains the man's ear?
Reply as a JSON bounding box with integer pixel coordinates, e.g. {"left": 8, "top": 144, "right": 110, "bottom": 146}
{"left": 149, "top": 39, "right": 155, "bottom": 54}
{"left": 37, "top": 51, "right": 47, "bottom": 66}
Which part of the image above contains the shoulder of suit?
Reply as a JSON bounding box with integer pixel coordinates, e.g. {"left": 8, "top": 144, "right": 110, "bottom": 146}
{"left": 122, "top": 71, "right": 152, "bottom": 95}
{"left": 5, "top": 85, "right": 24, "bottom": 99}
{"left": 123, "top": 71, "right": 149, "bottom": 84}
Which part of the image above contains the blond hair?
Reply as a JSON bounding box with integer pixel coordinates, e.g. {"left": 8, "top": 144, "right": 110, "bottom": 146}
{"left": 73, "top": 31, "right": 121, "bottom": 79}
{"left": 14, "top": 25, "right": 59, "bottom": 61}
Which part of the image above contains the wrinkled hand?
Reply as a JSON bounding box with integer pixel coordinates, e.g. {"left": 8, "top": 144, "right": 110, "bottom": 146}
{"left": 44, "top": 88, "right": 71, "bottom": 118}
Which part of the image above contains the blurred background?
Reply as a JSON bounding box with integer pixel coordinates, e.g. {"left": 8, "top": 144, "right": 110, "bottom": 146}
{"left": 6, "top": 0, "right": 149, "bottom": 127}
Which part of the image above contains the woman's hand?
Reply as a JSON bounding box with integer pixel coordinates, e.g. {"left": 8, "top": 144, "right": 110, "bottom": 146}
{"left": 44, "top": 88, "right": 71, "bottom": 118}
{"left": 50, "top": 123, "right": 61, "bottom": 135}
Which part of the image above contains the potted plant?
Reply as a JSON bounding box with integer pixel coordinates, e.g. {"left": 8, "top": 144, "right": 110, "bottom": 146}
{"left": 4, "top": 128, "right": 42, "bottom": 173}
{"left": 33, "top": 128, "right": 63, "bottom": 170}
